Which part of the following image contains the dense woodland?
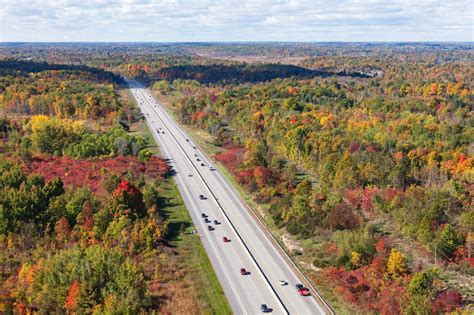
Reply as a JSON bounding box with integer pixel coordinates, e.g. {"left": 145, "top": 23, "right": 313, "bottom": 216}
{"left": 0, "top": 42, "right": 472, "bottom": 314}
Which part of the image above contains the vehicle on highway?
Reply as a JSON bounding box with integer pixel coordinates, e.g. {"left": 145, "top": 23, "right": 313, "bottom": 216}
{"left": 298, "top": 287, "right": 310, "bottom": 296}
{"left": 204, "top": 218, "right": 211, "bottom": 223}
{"left": 201, "top": 163, "right": 205, "bottom": 166}
{"left": 279, "top": 280, "right": 288, "bottom": 286}
{"left": 223, "top": 236, "right": 230, "bottom": 242}
{"left": 261, "top": 304, "right": 271, "bottom": 313}
{"left": 240, "top": 268, "right": 249, "bottom": 275}
{"left": 199, "top": 194, "right": 206, "bottom": 200}
{"left": 213, "top": 220, "right": 220, "bottom": 225}
{"left": 188, "top": 173, "right": 193, "bottom": 177}
{"left": 201, "top": 213, "right": 207, "bottom": 218}
{"left": 186, "top": 138, "right": 189, "bottom": 142}
{"left": 161, "top": 131, "right": 165, "bottom": 134}
{"left": 208, "top": 225, "right": 214, "bottom": 231}
{"left": 296, "top": 283, "right": 304, "bottom": 290}
{"left": 209, "top": 166, "right": 215, "bottom": 171}
{"left": 193, "top": 146, "right": 196, "bottom": 149}
{"left": 194, "top": 153, "right": 198, "bottom": 157}
{"left": 196, "top": 158, "right": 200, "bottom": 161}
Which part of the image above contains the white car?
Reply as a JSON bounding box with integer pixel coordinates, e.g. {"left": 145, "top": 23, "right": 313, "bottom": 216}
{"left": 279, "top": 280, "right": 288, "bottom": 286}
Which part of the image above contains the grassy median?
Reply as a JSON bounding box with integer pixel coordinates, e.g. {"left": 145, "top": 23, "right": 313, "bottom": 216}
{"left": 130, "top": 106, "right": 231, "bottom": 315}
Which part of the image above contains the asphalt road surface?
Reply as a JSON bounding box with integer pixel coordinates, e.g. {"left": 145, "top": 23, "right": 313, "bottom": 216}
{"left": 127, "top": 79, "right": 328, "bottom": 315}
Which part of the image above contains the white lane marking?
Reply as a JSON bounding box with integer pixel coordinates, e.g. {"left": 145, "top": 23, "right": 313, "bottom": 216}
{"left": 133, "top": 84, "right": 286, "bottom": 315}
{"left": 134, "top": 87, "right": 263, "bottom": 314}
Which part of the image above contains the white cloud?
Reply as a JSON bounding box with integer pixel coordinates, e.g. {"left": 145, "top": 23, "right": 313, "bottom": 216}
{"left": 0, "top": 0, "right": 472, "bottom": 41}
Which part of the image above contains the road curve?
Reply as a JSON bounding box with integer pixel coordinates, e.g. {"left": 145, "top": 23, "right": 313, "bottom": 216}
{"left": 127, "top": 79, "right": 329, "bottom": 315}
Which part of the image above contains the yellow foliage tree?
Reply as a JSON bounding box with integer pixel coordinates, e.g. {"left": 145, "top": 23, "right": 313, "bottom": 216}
{"left": 387, "top": 248, "right": 405, "bottom": 278}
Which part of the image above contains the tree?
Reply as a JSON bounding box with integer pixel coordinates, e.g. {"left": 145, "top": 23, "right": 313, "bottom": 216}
{"left": 408, "top": 269, "right": 436, "bottom": 296}
{"left": 110, "top": 180, "right": 145, "bottom": 218}
{"left": 333, "top": 151, "right": 359, "bottom": 189}
{"left": 55, "top": 216, "right": 71, "bottom": 242}
{"left": 435, "top": 224, "right": 462, "bottom": 259}
{"left": 387, "top": 249, "right": 405, "bottom": 278}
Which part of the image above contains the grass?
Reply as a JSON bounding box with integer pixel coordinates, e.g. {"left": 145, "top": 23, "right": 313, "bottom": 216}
{"left": 131, "top": 105, "right": 231, "bottom": 314}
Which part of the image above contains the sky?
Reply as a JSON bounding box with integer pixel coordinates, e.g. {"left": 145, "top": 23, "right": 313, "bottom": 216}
{"left": 0, "top": 0, "right": 473, "bottom": 42}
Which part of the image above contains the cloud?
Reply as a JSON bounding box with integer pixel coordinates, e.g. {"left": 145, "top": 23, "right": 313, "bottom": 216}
{"left": 0, "top": 0, "right": 472, "bottom": 41}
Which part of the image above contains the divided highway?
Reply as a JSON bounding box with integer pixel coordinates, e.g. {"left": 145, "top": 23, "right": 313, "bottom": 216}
{"left": 127, "top": 79, "right": 330, "bottom": 315}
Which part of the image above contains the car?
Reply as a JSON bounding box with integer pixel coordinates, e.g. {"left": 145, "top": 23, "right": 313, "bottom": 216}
{"left": 194, "top": 153, "right": 198, "bottom": 157}
{"left": 295, "top": 283, "right": 304, "bottom": 290}
{"left": 213, "top": 220, "right": 220, "bottom": 225}
{"left": 223, "top": 236, "right": 230, "bottom": 242}
{"left": 204, "top": 218, "right": 211, "bottom": 223}
{"left": 261, "top": 304, "right": 271, "bottom": 313}
{"left": 193, "top": 146, "right": 196, "bottom": 149}
{"left": 298, "top": 287, "right": 310, "bottom": 296}
{"left": 279, "top": 280, "right": 288, "bottom": 286}
{"left": 207, "top": 225, "right": 214, "bottom": 231}
{"left": 196, "top": 158, "right": 201, "bottom": 161}
{"left": 201, "top": 163, "right": 205, "bottom": 166}
{"left": 161, "top": 131, "right": 165, "bottom": 134}
{"left": 188, "top": 173, "right": 193, "bottom": 177}
{"left": 201, "top": 213, "right": 207, "bottom": 218}
{"left": 186, "top": 138, "right": 189, "bottom": 142}
{"left": 199, "top": 194, "right": 206, "bottom": 200}
{"left": 209, "top": 166, "right": 215, "bottom": 171}
{"left": 240, "top": 268, "right": 249, "bottom": 275}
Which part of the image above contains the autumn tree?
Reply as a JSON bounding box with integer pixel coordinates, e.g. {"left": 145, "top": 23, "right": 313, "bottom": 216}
{"left": 387, "top": 249, "right": 405, "bottom": 278}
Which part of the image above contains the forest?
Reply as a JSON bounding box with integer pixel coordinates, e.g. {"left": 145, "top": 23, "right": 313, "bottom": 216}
{"left": 147, "top": 43, "right": 473, "bottom": 314}
{"left": 0, "top": 42, "right": 472, "bottom": 314}
{"left": 0, "top": 58, "right": 227, "bottom": 313}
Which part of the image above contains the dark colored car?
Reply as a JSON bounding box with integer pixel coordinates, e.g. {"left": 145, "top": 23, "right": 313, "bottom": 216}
{"left": 201, "top": 213, "right": 207, "bottom": 218}
{"left": 201, "top": 163, "right": 205, "bottom": 166}
{"left": 208, "top": 225, "right": 214, "bottom": 231}
{"left": 213, "top": 220, "right": 220, "bottom": 225}
{"left": 199, "top": 195, "right": 206, "bottom": 200}
{"left": 196, "top": 158, "right": 201, "bottom": 161}
{"left": 261, "top": 304, "right": 271, "bottom": 313}
{"left": 186, "top": 139, "right": 189, "bottom": 142}
{"left": 296, "top": 283, "right": 304, "bottom": 290}
{"left": 223, "top": 236, "right": 230, "bottom": 242}
{"left": 193, "top": 146, "right": 196, "bottom": 149}
{"left": 240, "top": 268, "right": 249, "bottom": 275}
{"left": 204, "top": 218, "right": 211, "bottom": 223}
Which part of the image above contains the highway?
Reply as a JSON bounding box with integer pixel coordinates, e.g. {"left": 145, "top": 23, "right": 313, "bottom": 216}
{"left": 127, "top": 79, "right": 330, "bottom": 315}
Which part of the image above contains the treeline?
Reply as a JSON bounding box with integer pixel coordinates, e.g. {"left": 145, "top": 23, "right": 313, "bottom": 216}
{"left": 154, "top": 63, "right": 370, "bottom": 84}
{"left": 0, "top": 59, "right": 123, "bottom": 83}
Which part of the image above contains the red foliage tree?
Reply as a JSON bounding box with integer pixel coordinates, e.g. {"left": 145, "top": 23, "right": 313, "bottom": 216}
{"left": 65, "top": 280, "right": 80, "bottom": 312}
{"left": 111, "top": 180, "right": 145, "bottom": 218}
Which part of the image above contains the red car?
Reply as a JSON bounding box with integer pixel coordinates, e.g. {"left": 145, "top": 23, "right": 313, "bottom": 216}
{"left": 240, "top": 268, "right": 249, "bottom": 275}
{"left": 298, "top": 287, "right": 310, "bottom": 296}
{"left": 223, "top": 236, "right": 230, "bottom": 242}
